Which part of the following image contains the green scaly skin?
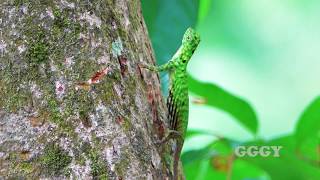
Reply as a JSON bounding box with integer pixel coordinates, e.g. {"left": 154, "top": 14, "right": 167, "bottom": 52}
{"left": 143, "top": 28, "right": 200, "bottom": 179}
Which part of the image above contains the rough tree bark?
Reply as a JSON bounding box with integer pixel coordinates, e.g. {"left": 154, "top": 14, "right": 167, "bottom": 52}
{"left": 0, "top": 0, "right": 175, "bottom": 179}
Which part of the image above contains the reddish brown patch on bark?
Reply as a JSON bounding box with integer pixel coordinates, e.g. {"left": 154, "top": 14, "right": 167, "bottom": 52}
{"left": 76, "top": 67, "right": 110, "bottom": 91}
{"left": 116, "top": 116, "right": 124, "bottom": 125}
{"left": 81, "top": 116, "right": 92, "bottom": 128}
{"left": 147, "top": 83, "right": 165, "bottom": 138}
{"left": 91, "top": 71, "right": 105, "bottom": 83}
{"left": 29, "top": 116, "right": 45, "bottom": 127}
{"left": 76, "top": 82, "right": 91, "bottom": 91}
{"left": 118, "top": 55, "right": 128, "bottom": 77}
{"left": 147, "top": 84, "right": 154, "bottom": 104}
{"left": 137, "top": 64, "right": 144, "bottom": 80}
{"left": 89, "top": 67, "right": 109, "bottom": 84}
{"left": 19, "top": 150, "right": 31, "bottom": 161}
{"left": 57, "top": 86, "right": 64, "bottom": 92}
{"left": 154, "top": 87, "right": 162, "bottom": 104}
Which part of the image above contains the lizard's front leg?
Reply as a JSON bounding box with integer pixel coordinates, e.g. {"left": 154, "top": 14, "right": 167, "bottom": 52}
{"left": 139, "top": 59, "right": 176, "bottom": 72}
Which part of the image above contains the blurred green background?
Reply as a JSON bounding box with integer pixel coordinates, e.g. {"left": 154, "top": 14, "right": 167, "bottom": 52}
{"left": 141, "top": 0, "right": 320, "bottom": 179}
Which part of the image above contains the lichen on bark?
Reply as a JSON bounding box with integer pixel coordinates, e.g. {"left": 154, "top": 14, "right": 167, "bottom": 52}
{"left": 0, "top": 0, "right": 172, "bottom": 179}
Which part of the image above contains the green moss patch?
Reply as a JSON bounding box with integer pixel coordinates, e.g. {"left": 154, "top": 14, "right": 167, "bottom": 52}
{"left": 26, "top": 30, "right": 49, "bottom": 66}
{"left": 88, "top": 150, "right": 108, "bottom": 179}
{"left": 41, "top": 143, "right": 72, "bottom": 175}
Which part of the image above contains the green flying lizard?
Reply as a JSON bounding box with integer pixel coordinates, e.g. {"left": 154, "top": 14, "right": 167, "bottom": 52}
{"left": 142, "top": 28, "right": 200, "bottom": 179}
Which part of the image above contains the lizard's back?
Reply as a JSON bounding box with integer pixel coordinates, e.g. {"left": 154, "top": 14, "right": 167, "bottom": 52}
{"left": 168, "top": 66, "right": 189, "bottom": 137}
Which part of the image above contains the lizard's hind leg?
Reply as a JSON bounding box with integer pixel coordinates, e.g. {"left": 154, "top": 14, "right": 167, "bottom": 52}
{"left": 156, "top": 130, "right": 184, "bottom": 180}
{"left": 156, "top": 130, "right": 183, "bottom": 147}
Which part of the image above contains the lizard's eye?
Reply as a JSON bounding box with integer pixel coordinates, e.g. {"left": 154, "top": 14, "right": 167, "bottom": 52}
{"left": 182, "top": 60, "right": 186, "bottom": 63}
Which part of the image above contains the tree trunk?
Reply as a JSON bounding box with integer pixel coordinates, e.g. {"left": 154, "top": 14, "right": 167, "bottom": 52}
{"left": 0, "top": 0, "right": 173, "bottom": 179}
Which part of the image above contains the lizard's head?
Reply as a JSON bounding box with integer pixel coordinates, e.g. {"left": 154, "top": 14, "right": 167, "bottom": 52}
{"left": 180, "top": 28, "right": 200, "bottom": 65}
{"left": 182, "top": 27, "right": 200, "bottom": 50}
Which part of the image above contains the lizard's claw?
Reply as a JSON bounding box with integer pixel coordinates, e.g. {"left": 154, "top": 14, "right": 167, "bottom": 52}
{"left": 154, "top": 140, "right": 163, "bottom": 147}
{"left": 138, "top": 63, "right": 147, "bottom": 69}
{"left": 154, "top": 136, "right": 170, "bottom": 147}
{"left": 154, "top": 130, "right": 183, "bottom": 148}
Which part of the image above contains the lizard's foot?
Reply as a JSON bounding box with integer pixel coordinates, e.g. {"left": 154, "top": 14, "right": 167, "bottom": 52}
{"left": 154, "top": 140, "right": 163, "bottom": 147}
{"left": 155, "top": 130, "right": 183, "bottom": 147}
{"left": 138, "top": 62, "right": 154, "bottom": 69}
{"left": 138, "top": 62, "right": 158, "bottom": 71}
{"left": 138, "top": 63, "right": 147, "bottom": 69}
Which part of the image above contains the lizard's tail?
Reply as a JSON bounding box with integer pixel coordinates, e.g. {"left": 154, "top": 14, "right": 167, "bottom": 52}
{"left": 173, "top": 141, "right": 183, "bottom": 180}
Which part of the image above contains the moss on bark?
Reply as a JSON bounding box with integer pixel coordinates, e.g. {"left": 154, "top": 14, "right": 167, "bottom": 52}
{"left": 40, "top": 143, "right": 72, "bottom": 175}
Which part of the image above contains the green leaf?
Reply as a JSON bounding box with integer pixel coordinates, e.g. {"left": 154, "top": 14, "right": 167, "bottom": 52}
{"left": 182, "top": 139, "right": 234, "bottom": 165}
{"left": 232, "top": 159, "right": 271, "bottom": 180}
{"left": 183, "top": 139, "right": 231, "bottom": 180}
{"left": 184, "top": 159, "right": 225, "bottom": 180}
{"left": 188, "top": 75, "right": 258, "bottom": 134}
{"left": 181, "top": 146, "right": 217, "bottom": 165}
{"left": 186, "top": 129, "right": 213, "bottom": 139}
{"left": 295, "top": 96, "right": 320, "bottom": 146}
{"left": 294, "top": 96, "right": 320, "bottom": 165}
